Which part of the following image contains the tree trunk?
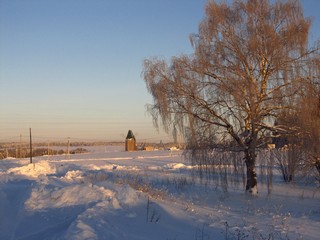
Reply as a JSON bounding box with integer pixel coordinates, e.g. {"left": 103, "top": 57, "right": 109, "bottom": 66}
{"left": 315, "top": 158, "right": 320, "bottom": 177}
{"left": 244, "top": 148, "right": 258, "bottom": 194}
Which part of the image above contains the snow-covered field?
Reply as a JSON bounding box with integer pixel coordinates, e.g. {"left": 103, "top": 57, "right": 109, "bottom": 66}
{"left": 0, "top": 146, "right": 319, "bottom": 240}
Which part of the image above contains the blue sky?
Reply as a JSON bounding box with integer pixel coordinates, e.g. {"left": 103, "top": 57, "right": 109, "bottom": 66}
{"left": 0, "top": 0, "right": 319, "bottom": 143}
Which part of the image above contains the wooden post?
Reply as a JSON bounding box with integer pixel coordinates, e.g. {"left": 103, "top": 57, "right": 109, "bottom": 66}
{"left": 19, "top": 134, "right": 22, "bottom": 158}
{"left": 66, "top": 137, "right": 70, "bottom": 160}
{"left": 47, "top": 140, "right": 50, "bottom": 160}
{"left": 29, "top": 128, "right": 32, "bottom": 163}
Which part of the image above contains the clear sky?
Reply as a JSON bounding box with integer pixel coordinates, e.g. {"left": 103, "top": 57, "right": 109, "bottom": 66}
{"left": 0, "top": 0, "right": 319, "bottom": 143}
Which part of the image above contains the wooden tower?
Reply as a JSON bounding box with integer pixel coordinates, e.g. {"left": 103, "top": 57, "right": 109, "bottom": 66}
{"left": 125, "top": 130, "right": 137, "bottom": 151}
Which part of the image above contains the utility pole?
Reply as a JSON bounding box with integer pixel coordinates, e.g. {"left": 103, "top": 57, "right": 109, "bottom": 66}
{"left": 19, "top": 134, "right": 22, "bottom": 158}
{"left": 29, "top": 128, "right": 33, "bottom": 163}
{"left": 47, "top": 140, "right": 50, "bottom": 160}
{"left": 66, "top": 137, "right": 70, "bottom": 160}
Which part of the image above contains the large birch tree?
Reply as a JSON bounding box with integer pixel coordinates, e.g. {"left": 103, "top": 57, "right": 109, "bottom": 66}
{"left": 143, "top": 0, "right": 318, "bottom": 194}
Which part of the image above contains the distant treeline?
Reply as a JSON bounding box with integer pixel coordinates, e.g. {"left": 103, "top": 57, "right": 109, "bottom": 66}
{"left": 0, "top": 141, "right": 124, "bottom": 149}
{"left": 0, "top": 147, "right": 89, "bottom": 160}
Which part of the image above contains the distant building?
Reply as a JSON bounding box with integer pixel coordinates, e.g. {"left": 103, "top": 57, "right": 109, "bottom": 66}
{"left": 125, "top": 130, "right": 137, "bottom": 151}
{"left": 144, "top": 146, "right": 155, "bottom": 151}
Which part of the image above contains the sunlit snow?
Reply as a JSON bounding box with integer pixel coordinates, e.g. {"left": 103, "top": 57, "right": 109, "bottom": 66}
{"left": 0, "top": 146, "right": 319, "bottom": 239}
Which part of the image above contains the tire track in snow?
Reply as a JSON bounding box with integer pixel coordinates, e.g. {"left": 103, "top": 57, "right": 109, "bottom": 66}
{"left": 0, "top": 180, "right": 33, "bottom": 240}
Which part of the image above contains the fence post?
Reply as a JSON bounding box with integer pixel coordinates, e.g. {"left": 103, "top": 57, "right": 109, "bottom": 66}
{"left": 29, "top": 128, "right": 33, "bottom": 164}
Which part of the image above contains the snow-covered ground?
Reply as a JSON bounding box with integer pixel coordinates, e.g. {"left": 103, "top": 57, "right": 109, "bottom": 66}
{"left": 0, "top": 146, "right": 319, "bottom": 240}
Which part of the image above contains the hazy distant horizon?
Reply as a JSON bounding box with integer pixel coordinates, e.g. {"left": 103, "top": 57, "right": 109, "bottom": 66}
{"left": 0, "top": 124, "right": 174, "bottom": 143}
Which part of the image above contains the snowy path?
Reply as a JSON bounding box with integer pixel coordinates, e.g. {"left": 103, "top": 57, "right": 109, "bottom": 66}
{"left": 0, "top": 180, "right": 34, "bottom": 240}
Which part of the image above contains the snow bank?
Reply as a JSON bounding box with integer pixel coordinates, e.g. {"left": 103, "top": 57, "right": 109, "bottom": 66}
{"left": 25, "top": 184, "right": 114, "bottom": 210}
{"left": 7, "top": 160, "right": 56, "bottom": 178}
{"left": 164, "top": 162, "right": 192, "bottom": 170}
{"left": 24, "top": 162, "right": 140, "bottom": 211}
